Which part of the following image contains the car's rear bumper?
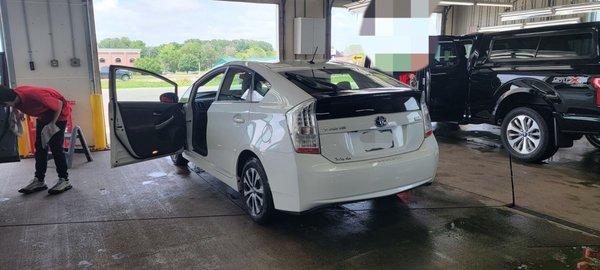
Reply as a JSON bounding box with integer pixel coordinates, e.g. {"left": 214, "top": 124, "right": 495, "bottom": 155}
{"left": 555, "top": 113, "right": 600, "bottom": 134}
{"left": 289, "top": 136, "right": 439, "bottom": 212}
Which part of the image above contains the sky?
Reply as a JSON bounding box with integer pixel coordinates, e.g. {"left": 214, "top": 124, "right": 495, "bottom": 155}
{"left": 94, "top": 0, "right": 279, "bottom": 47}
{"left": 93, "top": 0, "right": 440, "bottom": 55}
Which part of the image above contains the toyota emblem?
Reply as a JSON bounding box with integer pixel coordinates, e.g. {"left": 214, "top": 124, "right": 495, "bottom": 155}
{"left": 375, "top": 116, "right": 387, "bottom": 128}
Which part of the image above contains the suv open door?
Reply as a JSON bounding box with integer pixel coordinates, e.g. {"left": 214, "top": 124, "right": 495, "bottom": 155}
{"left": 426, "top": 36, "right": 470, "bottom": 122}
{"left": 0, "top": 52, "right": 19, "bottom": 164}
{"left": 109, "top": 66, "right": 186, "bottom": 167}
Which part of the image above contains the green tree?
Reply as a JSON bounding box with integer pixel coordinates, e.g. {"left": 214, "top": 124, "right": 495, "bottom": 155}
{"left": 141, "top": 46, "right": 159, "bottom": 58}
{"left": 158, "top": 43, "right": 180, "bottom": 73}
{"left": 134, "top": 57, "right": 162, "bottom": 74}
{"left": 235, "top": 45, "right": 267, "bottom": 60}
{"left": 99, "top": 37, "right": 146, "bottom": 49}
{"left": 178, "top": 54, "right": 199, "bottom": 73}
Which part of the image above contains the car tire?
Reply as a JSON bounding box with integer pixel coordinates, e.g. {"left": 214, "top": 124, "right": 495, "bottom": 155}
{"left": 241, "top": 157, "right": 275, "bottom": 224}
{"left": 170, "top": 153, "right": 188, "bottom": 167}
{"left": 501, "top": 107, "right": 555, "bottom": 163}
{"left": 586, "top": 135, "right": 600, "bottom": 149}
{"left": 121, "top": 74, "right": 131, "bottom": 81}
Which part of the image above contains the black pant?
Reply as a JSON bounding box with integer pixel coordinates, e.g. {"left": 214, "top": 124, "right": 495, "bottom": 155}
{"left": 35, "top": 121, "right": 68, "bottom": 180}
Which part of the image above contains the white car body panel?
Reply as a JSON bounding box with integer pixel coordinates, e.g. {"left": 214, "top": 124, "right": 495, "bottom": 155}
{"left": 112, "top": 61, "right": 439, "bottom": 213}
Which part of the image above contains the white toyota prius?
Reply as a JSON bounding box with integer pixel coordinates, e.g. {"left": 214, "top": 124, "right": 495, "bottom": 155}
{"left": 109, "top": 61, "right": 439, "bottom": 223}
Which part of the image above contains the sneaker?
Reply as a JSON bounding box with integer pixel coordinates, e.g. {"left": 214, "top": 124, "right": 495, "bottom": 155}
{"left": 18, "top": 178, "right": 48, "bottom": 194}
{"left": 48, "top": 178, "right": 72, "bottom": 195}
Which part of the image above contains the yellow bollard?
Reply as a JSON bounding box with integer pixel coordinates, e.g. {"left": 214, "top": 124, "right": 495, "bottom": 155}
{"left": 17, "top": 119, "right": 31, "bottom": 157}
{"left": 90, "top": 94, "right": 108, "bottom": 150}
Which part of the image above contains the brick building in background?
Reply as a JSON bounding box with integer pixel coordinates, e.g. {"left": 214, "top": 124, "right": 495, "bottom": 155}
{"left": 98, "top": 48, "right": 141, "bottom": 68}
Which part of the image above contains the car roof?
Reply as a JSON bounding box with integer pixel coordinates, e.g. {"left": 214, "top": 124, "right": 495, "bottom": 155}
{"left": 222, "top": 60, "right": 364, "bottom": 73}
{"left": 460, "top": 21, "right": 600, "bottom": 39}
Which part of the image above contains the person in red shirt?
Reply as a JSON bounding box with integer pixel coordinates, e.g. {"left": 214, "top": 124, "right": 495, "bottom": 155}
{"left": 0, "top": 85, "right": 73, "bottom": 194}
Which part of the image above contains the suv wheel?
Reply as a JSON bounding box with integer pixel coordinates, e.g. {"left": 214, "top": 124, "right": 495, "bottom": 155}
{"left": 121, "top": 74, "right": 131, "bottom": 81}
{"left": 170, "top": 153, "right": 188, "bottom": 167}
{"left": 586, "top": 135, "right": 600, "bottom": 149}
{"left": 241, "top": 158, "right": 274, "bottom": 224}
{"left": 501, "top": 107, "right": 557, "bottom": 163}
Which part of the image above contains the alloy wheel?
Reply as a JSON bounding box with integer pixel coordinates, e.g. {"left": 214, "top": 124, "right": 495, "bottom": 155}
{"left": 243, "top": 167, "right": 264, "bottom": 217}
{"left": 506, "top": 115, "right": 542, "bottom": 155}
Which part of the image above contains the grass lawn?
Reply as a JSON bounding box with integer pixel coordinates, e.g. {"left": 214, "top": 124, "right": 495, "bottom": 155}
{"left": 101, "top": 72, "right": 206, "bottom": 89}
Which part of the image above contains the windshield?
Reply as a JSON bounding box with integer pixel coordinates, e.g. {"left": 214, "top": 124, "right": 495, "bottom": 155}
{"left": 281, "top": 68, "right": 405, "bottom": 94}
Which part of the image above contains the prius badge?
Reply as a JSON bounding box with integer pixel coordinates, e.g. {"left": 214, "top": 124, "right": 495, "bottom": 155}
{"left": 375, "top": 116, "right": 388, "bottom": 128}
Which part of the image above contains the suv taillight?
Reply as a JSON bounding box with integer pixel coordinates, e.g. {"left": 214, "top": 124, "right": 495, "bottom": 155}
{"left": 398, "top": 72, "right": 418, "bottom": 88}
{"left": 421, "top": 94, "right": 433, "bottom": 137}
{"left": 286, "top": 100, "right": 320, "bottom": 154}
{"left": 591, "top": 77, "right": 600, "bottom": 106}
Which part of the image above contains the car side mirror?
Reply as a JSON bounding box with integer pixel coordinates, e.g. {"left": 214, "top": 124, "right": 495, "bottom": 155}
{"left": 159, "top": 92, "right": 178, "bottom": 104}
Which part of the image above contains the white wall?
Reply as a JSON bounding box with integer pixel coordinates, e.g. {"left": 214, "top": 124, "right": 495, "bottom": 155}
{"left": 1, "top": 0, "right": 99, "bottom": 144}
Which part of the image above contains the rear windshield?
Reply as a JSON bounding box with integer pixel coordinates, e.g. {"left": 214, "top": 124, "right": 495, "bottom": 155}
{"left": 281, "top": 68, "right": 404, "bottom": 95}
{"left": 490, "top": 31, "right": 597, "bottom": 61}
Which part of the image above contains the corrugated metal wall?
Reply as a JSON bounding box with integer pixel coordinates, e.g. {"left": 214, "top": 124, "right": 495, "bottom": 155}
{"left": 445, "top": 0, "right": 594, "bottom": 35}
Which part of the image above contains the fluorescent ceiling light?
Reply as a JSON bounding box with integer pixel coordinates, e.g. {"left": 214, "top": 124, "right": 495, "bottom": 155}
{"left": 479, "top": 23, "right": 523, "bottom": 32}
{"left": 554, "top": 2, "right": 600, "bottom": 15}
{"left": 523, "top": 18, "right": 581, "bottom": 29}
{"left": 476, "top": 2, "right": 513, "bottom": 8}
{"left": 439, "top": 1, "right": 475, "bottom": 6}
{"left": 500, "top": 8, "right": 553, "bottom": 21}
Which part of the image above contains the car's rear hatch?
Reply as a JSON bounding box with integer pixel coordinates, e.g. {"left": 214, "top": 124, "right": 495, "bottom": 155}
{"left": 314, "top": 89, "right": 425, "bottom": 163}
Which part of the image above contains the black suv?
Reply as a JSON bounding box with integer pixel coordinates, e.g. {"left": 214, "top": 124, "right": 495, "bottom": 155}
{"left": 414, "top": 22, "right": 600, "bottom": 162}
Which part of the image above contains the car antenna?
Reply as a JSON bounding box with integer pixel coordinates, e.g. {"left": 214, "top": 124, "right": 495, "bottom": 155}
{"left": 308, "top": 46, "right": 318, "bottom": 64}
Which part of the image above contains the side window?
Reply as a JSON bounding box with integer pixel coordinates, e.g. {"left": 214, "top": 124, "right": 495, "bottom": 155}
{"left": 179, "top": 86, "right": 193, "bottom": 103}
{"left": 537, "top": 33, "right": 594, "bottom": 59}
{"left": 218, "top": 67, "right": 252, "bottom": 101}
{"left": 251, "top": 73, "right": 272, "bottom": 102}
{"left": 490, "top": 36, "right": 539, "bottom": 60}
{"left": 196, "top": 70, "right": 226, "bottom": 93}
{"left": 434, "top": 42, "right": 458, "bottom": 67}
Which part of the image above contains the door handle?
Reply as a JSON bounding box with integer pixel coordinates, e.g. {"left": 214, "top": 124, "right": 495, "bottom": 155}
{"left": 233, "top": 114, "right": 245, "bottom": 124}
{"left": 153, "top": 112, "right": 162, "bottom": 116}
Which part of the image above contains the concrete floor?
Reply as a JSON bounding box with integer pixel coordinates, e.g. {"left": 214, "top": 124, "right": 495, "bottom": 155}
{"left": 0, "top": 126, "right": 599, "bottom": 269}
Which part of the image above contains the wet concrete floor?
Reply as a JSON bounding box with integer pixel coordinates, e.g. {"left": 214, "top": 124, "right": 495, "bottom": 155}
{"left": 433, "top": 123, "right": 600, "bottom": 232}
{"left": 0, "top": 140, "right": 598, "bottom": 269}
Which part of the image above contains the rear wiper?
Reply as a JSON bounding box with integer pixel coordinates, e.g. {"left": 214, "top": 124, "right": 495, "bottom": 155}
{"left": 285, "top": 72, "right": 339, "bottom": 92}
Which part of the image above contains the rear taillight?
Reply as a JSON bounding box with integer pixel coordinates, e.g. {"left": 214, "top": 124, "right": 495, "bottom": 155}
{"left": 591, "top": 77, "right": 600, "bottom": 106}
{"left": 286, "top": 100, "right": 320, "bottom": 154}
{"left": 398, "top": 72, "right": 418, "bottom": 88}
{"left": 421, "top": 94, "right": 433, "bottom": 138}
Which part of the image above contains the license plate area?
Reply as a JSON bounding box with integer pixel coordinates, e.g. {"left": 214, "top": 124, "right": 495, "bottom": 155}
{"left": 350, "top": 129, "right": 395, "bottom": 153}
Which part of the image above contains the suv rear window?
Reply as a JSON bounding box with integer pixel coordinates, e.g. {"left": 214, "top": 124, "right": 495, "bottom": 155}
{"left": 536, "top": 33, "right": 594, "bottom": 58}
{"left": 490, "top": 31, "right": 596, "bottom": 61}
{"left": 490, "top": 36, "right": 539, "bottom": 60}
{"left": 281, "top": 68, "right": 404, "bottom": 95}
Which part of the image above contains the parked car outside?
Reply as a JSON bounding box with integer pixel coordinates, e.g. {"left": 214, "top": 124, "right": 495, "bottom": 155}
{"left": 108, "top": 61, "right": 439, "bottom": 223}
{"left": 400, "top": 22, "right": 600, "bottom": 163}
{"left": 100, "top": 66, "right": 132, "bottom": 81}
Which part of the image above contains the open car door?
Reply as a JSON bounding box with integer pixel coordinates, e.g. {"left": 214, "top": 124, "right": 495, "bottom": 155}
{"left": 0, "top": 52, "right": 19, "bottom": 164}
{"left": 109, "top": 66, "right": 186, "bottom": 167}
{"left": 426, "top": 36, "right": 469, "bottom": 122}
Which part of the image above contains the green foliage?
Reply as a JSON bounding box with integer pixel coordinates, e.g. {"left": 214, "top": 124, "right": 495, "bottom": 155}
{"left": 158, "top": 43, "right": 181, "bottom": 73}
{"left": 178, "top": 54, "right": 199, "bottom": 73}
{"left": 134, "top": 57, "right": 162, "bottom": 74}
{"left": 99, "top": 37, "right": 146, "bottom": 49}
{"left": 99, "top": 37, "right": 276, "bottom": 73}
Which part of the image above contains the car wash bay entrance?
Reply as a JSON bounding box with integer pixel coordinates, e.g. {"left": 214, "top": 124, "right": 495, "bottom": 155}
{"left": 0, "top": 0, "right": 598, "bottom": 269}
